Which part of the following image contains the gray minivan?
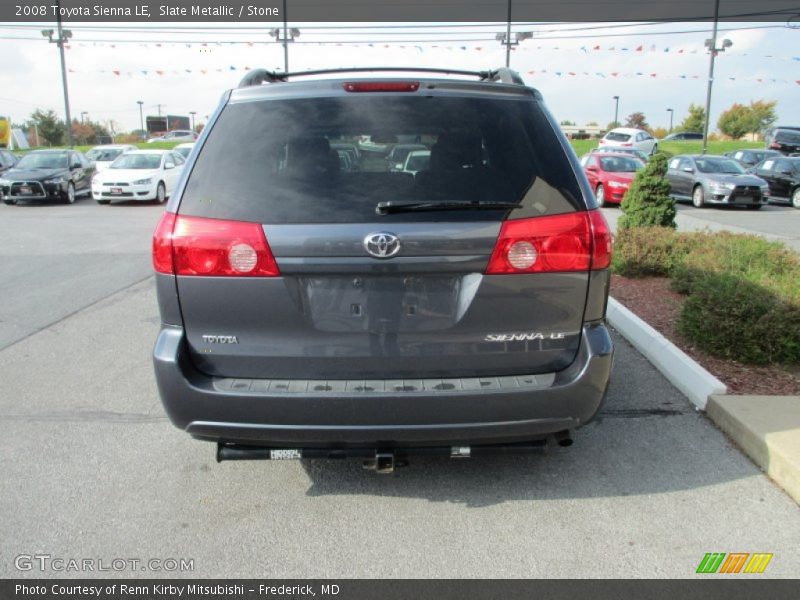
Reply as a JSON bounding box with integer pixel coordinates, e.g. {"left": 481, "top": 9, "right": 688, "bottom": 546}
{"left": 152, "top": 67, "right": 614, "bottom": 469}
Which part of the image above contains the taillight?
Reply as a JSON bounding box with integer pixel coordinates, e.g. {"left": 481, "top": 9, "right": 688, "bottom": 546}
{"left": 343, "top": 81, "right": 420, "bottom": 93}
{"left": 152, "top": 213, "right": 280, "bottom": 277}
{"left": 769, "top": 142, "right": 780, "bottom": 149}
{"left": 486, "top": 210, "right": 612, "bottom": 274}
{"left": 587, "top": 209, "right": 612, "bottom": 269}
{"left": 621, "top": 142, "right": 633, "bottom": 147}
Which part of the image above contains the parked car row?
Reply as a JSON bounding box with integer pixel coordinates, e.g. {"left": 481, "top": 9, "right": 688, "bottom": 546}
{"left": 579, "top": 149, "right": 800, "bottom": 210}
{"left": 0, "top": 144, "right": 189, "bottom": 205}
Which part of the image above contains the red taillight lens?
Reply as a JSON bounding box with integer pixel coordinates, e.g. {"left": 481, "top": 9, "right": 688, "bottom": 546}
{"left": 152, "top": 214, "right": 280, "bottom": 277}
{"left": 486, "top": 210, "right": 612, "bottom": 274}
{"left": 769, "top": 142, "right": 780, "bottom": 149}
{"left": 343, "top": 81, "right": 420, "bottom": 93}
{"left": 587, "top": 209, "right": 613, "bottom": 269}
{"left": 152, "top": 212, "right": 177, "bottom": 274}
{"left": 621, "top": 142, "right": 633, "bottom": 147}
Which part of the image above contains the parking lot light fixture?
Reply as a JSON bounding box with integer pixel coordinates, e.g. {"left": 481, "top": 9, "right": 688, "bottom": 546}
{"left": 667, "top": 108, "right": 674, "bottom": 133}
{"left": 42, "top": 1, "right": 74, "bottom": 148}
{"left": 613, "top": 96, "right": 620, "bottom": 127}
{"left": 137, "top": 101, "right": 144, "bottom": 140}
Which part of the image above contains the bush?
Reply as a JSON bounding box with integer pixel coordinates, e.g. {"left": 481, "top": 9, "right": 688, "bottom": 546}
{"left": 611, "top": 227, "right": 702, "bottom": 277}
{"left": 678, "top": 273, "right": 800, "bottom": 365}
{"left": 618, "top": 153, "right": 677, "bottom": 230}
{"left": 613, "top": 227, "right": 800, "bottom": 365}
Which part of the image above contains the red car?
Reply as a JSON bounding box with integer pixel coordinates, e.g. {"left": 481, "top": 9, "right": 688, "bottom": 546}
{"left": 580, "top": 152, "right": 644, "bottom": 206}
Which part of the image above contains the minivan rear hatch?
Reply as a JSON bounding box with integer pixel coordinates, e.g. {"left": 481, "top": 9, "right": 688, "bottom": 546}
{"left": 170, "top": 82, "right": 600, "bottom": 380}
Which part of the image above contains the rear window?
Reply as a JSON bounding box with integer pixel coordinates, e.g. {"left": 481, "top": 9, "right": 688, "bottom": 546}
{"left": 605, "top": 132, "right": 631, "bottom": 142}
{"left": 775, "top": 130, "right": 800, "bottom": 143}
{"left": 179, "top": 94, "right": 584, "bottom": 223}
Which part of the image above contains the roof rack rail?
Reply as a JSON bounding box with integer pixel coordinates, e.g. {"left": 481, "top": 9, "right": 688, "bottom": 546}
{"left": 237, "top": 67, "right": 525, "bottom": 88}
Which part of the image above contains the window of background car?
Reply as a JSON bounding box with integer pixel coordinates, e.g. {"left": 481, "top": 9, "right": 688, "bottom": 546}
{"left": 111, "top": 154, "right": 162, "bottom": 170}
{"left": 775, "top": 130, "right": 800, "bottom": 143}
{"left": 605, "top": 132, "right": 631, "bottom": 142}
{"left": 179, "top": 95, "right": 584, "bottom": 223}
{"left": 669, "top": 158, "right": 681, "bottom": 169}
{"left": 15, "top": 152, "right": 69, "bottom": 170}
{"left": 695, "top": 157, "right": 744, "bottom": 174}
{"left": 599, "top": 156, "right": 643, "bottom": 172}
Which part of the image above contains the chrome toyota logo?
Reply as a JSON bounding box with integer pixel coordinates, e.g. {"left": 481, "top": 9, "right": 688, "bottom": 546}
{"left": 363, "top": 232, "right": 401, "bottom": 258}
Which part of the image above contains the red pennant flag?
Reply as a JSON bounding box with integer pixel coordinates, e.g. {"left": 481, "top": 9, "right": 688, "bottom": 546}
{"left": 156, "top": 70, "right": 164, "bottom": 76}
{"left": 636, "top": 45, "right": 643, "bottom": 51}
{"left": 796, "top": 80, "right": 800, "bottom": 85}
{"left": 200, "top": 69, "right": 207, "bottom": 74}
{"left": 593, "top": 45, "right": 600, "bottom": 50}
{"left": 568, "top": 72, "right": 576, "bottom": 76}
{"left": 113, "top": 70, "right": 120, "bottom": 76}
{"left": 611, "top": 72, "right": 619, "bottom": 77}
{"left": 650, "top": 73, "right": 657, "bottom": 77}
{"left": 475, "top": 47, "right": 482, "bottom": 51}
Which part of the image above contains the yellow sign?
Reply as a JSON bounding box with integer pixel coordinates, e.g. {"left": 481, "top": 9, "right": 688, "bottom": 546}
{"left": 0, "top": 117, "right": 10, "bottom": 148}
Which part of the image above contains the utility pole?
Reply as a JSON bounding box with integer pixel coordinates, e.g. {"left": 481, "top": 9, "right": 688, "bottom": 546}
{"left": 42, "top": 0, "right": 73, "bottom": 148}
{"left": 702, "top": 0, "right": 732, "bottom": 154}
{"left": 613, "top": 96, "right": 620, "bottom": 127}
{"left": 189, "top": 111, "right": 197, "bottom": 131}
{"left": 157, "top": 104, "right": 164, "bottom": 117}
{"left": 136, "top": 100, "right": 144, "bottom": 140}
{"left": 270, "top": 21, "right": 299, "bottom": 72}
{"left": 496, "top": 1, "right": 532, "bottom": 68}
{"left": 667, "top": 108, "right": 674, "bottom": 133}
{"left": 282, "top": 0, "right": 288, "bottom": 73}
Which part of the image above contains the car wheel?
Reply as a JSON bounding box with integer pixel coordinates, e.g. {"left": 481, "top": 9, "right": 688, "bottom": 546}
{"left": 156, "top": 182, "right": 166, "bottom": 204}
{"left": 692, "top": 185, "right": 705, "bottom": 208}
{"left": 66, "top": 182, "right": 76, "bottom": 204}
{"left": 595, "top": 184, "right": 605, "bottom": 207}
{"left": 792, "top": 187, "right": 800, "bottom": 209}
{"left": 3, "top": 198, "right": 17, "bottom": 205}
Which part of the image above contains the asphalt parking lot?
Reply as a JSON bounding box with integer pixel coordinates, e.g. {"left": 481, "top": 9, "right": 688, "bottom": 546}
{"left": 1, "top": 198, "right": 799, "bottom": 578}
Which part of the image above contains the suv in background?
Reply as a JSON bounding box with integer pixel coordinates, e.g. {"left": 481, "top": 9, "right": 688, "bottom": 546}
{"left": 151, "top": 67, "right": 614, "bottom": 470}
{"left": 148, "top": 130, "right": 197, "bottom": 144}
{"left": 766, "top": 128, "right": 800, "bottom": 155}
{"left": 753, "top": 156, "right": 800, "bottom": 208}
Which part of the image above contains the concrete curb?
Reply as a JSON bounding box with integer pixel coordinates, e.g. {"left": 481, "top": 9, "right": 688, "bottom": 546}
{"left": 707, "top": 395, "right": 800, "bottom": 505}
{"left": 606, "top": 297, "right": 727, "bottom": 410}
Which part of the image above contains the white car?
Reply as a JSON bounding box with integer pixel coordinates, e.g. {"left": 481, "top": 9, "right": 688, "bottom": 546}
{"left": 91, "top": 149, "right": 185, "bottom": 204}
{"left": 85, "top": 144, "right": 137, "bottom": 172}
{"left": 598, "top": 127, "right": 658, "bottom": 155}
{"left": 174, "top": 142, "right": 195, "bottom": 160}
{"left": 401, "top": 149, "right": 430, "bottom": 175}
{"left": 147, "top": 130, "right": 197, "bottom": 144}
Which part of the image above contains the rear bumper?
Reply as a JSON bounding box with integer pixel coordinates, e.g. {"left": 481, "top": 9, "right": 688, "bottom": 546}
{"left": 153, "top": 322, "right": 613, "bottom": 447}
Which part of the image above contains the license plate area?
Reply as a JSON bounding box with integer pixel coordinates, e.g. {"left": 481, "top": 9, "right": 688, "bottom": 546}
{"left": 110, "top": 187, "right": 123, "bottom": 195}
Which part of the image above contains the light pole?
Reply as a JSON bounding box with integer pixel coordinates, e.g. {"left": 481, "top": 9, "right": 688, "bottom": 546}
{"left": 80, "top": 111, "right": 88, "bottom": 124}
{"left": 667, "top": 108, "right": 674, "bottom": 133}
{"left": 189, "top": 111, "right": 197, "bottom": 131}
{"left": 270, "top": 26, "right": 300, "bottom": 72}
{"left": 702, "top": 0, "right": 732, "bottom": 154}
{"left": 136, "top": 101, "right": 144, "bottom": 140}
{"left": 42, "top": 0, "right": 73, "bottom": 148}
{"left": 613, "top": 96, "right": 620, "bottom": 127}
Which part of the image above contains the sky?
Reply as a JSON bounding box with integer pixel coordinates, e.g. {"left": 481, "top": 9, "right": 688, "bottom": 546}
{"left": 0, "top": 21, "right": 798, "bottom": 133}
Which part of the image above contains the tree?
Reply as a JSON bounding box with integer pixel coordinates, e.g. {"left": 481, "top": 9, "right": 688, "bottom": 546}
{"left": 618, "top": 153, "right": 676, "bottom": 230}
{"left": 27, "top": 109, "right": 65, "bottom": 146}
{"left": 677, "top": 104, "right": 705, "bottom": 133}
{"left": 71, "top": 121, "right": 96, "bottom": 145}
{"left": 560, "top": 120, "right": 576, "bottom": 126}
{"left": 606, "top": 121, "right": 621, "bottom": 130}
{"left": 586, "top": 121, "right": 598, "bottom": 127}
{"left": 747, "top": 99, "right": 777, "bottom": 135}
{"left": 651, "top": 126, "right": 668, "bottom": 139}
{"left": 625, "top": 112, "right": 649, "bottom": 130}
{"left": 717, "top": 103, "right": 752, "bottom": 139}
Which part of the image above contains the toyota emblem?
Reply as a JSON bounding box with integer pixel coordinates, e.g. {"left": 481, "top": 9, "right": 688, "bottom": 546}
{"left": 363, "top": 232, "right": 401, "bottom": 259}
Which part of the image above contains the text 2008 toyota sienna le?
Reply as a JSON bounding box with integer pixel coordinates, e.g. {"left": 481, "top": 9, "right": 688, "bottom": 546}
{"left": 152, "top": 67, "right": 614, "bottom": 469}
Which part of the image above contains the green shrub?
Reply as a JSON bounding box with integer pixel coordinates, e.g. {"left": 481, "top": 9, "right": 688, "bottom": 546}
{"left": 678, "top": 273, "right": 800, "bottom": 365}
{"left": 618, "top": 153, "right": 677, "bottom": 230}
{"left": 611, "top": 227, "right": 702, "bottom": 277}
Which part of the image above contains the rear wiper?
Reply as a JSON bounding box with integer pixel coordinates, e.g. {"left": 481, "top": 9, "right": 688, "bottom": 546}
{"left": 376, "top": 200, "right": 521, "bottom": 215}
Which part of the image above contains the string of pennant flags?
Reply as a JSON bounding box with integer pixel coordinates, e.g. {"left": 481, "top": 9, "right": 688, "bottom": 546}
{"left": 63, "top": 65, "right": 800, "bottom": 86}
{"left": 59, "top": 40, "right": 800, "bottom": 63}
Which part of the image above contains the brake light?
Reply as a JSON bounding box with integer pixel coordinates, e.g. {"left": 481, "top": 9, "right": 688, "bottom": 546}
{"left": 152, "top": 213, "right": 280, "bottom": 277}
{"left": 770, "top": 142, "right": 781, "bottom": 149}
{"left": 343, "top": 81, "right": 420, "bottom": 93}
{"left": 621, "top": 143, "right": 633, "bottom": 147}
{"left": 486, "top": 210, "right": 612, "bottom": 274}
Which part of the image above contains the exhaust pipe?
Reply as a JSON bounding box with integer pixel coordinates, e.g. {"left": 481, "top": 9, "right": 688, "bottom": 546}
{"left": 552, "top": 430, "right": 574, "bottom": 447}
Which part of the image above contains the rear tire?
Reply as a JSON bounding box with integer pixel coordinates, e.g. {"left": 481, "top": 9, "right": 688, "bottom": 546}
{"left": 692, "top": 185, "right": 705, "bottom": 208}
{"left": 3, "top": 198, "right": 16, "bottom": 205}
{"left": 595, "top": 184, "right": 606, "bottom": 207}
{"left": 792, "top": 187, "right": 800, "bottom": 209}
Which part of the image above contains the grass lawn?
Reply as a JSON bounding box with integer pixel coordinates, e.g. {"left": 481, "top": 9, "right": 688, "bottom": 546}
{"left": 569, "top": 138, "right": 764, "bottom": 158}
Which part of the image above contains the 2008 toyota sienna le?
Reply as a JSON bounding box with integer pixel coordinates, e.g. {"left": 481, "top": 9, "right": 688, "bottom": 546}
{"left": 152, "top": 67, "right": 614, "bottom": 470}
